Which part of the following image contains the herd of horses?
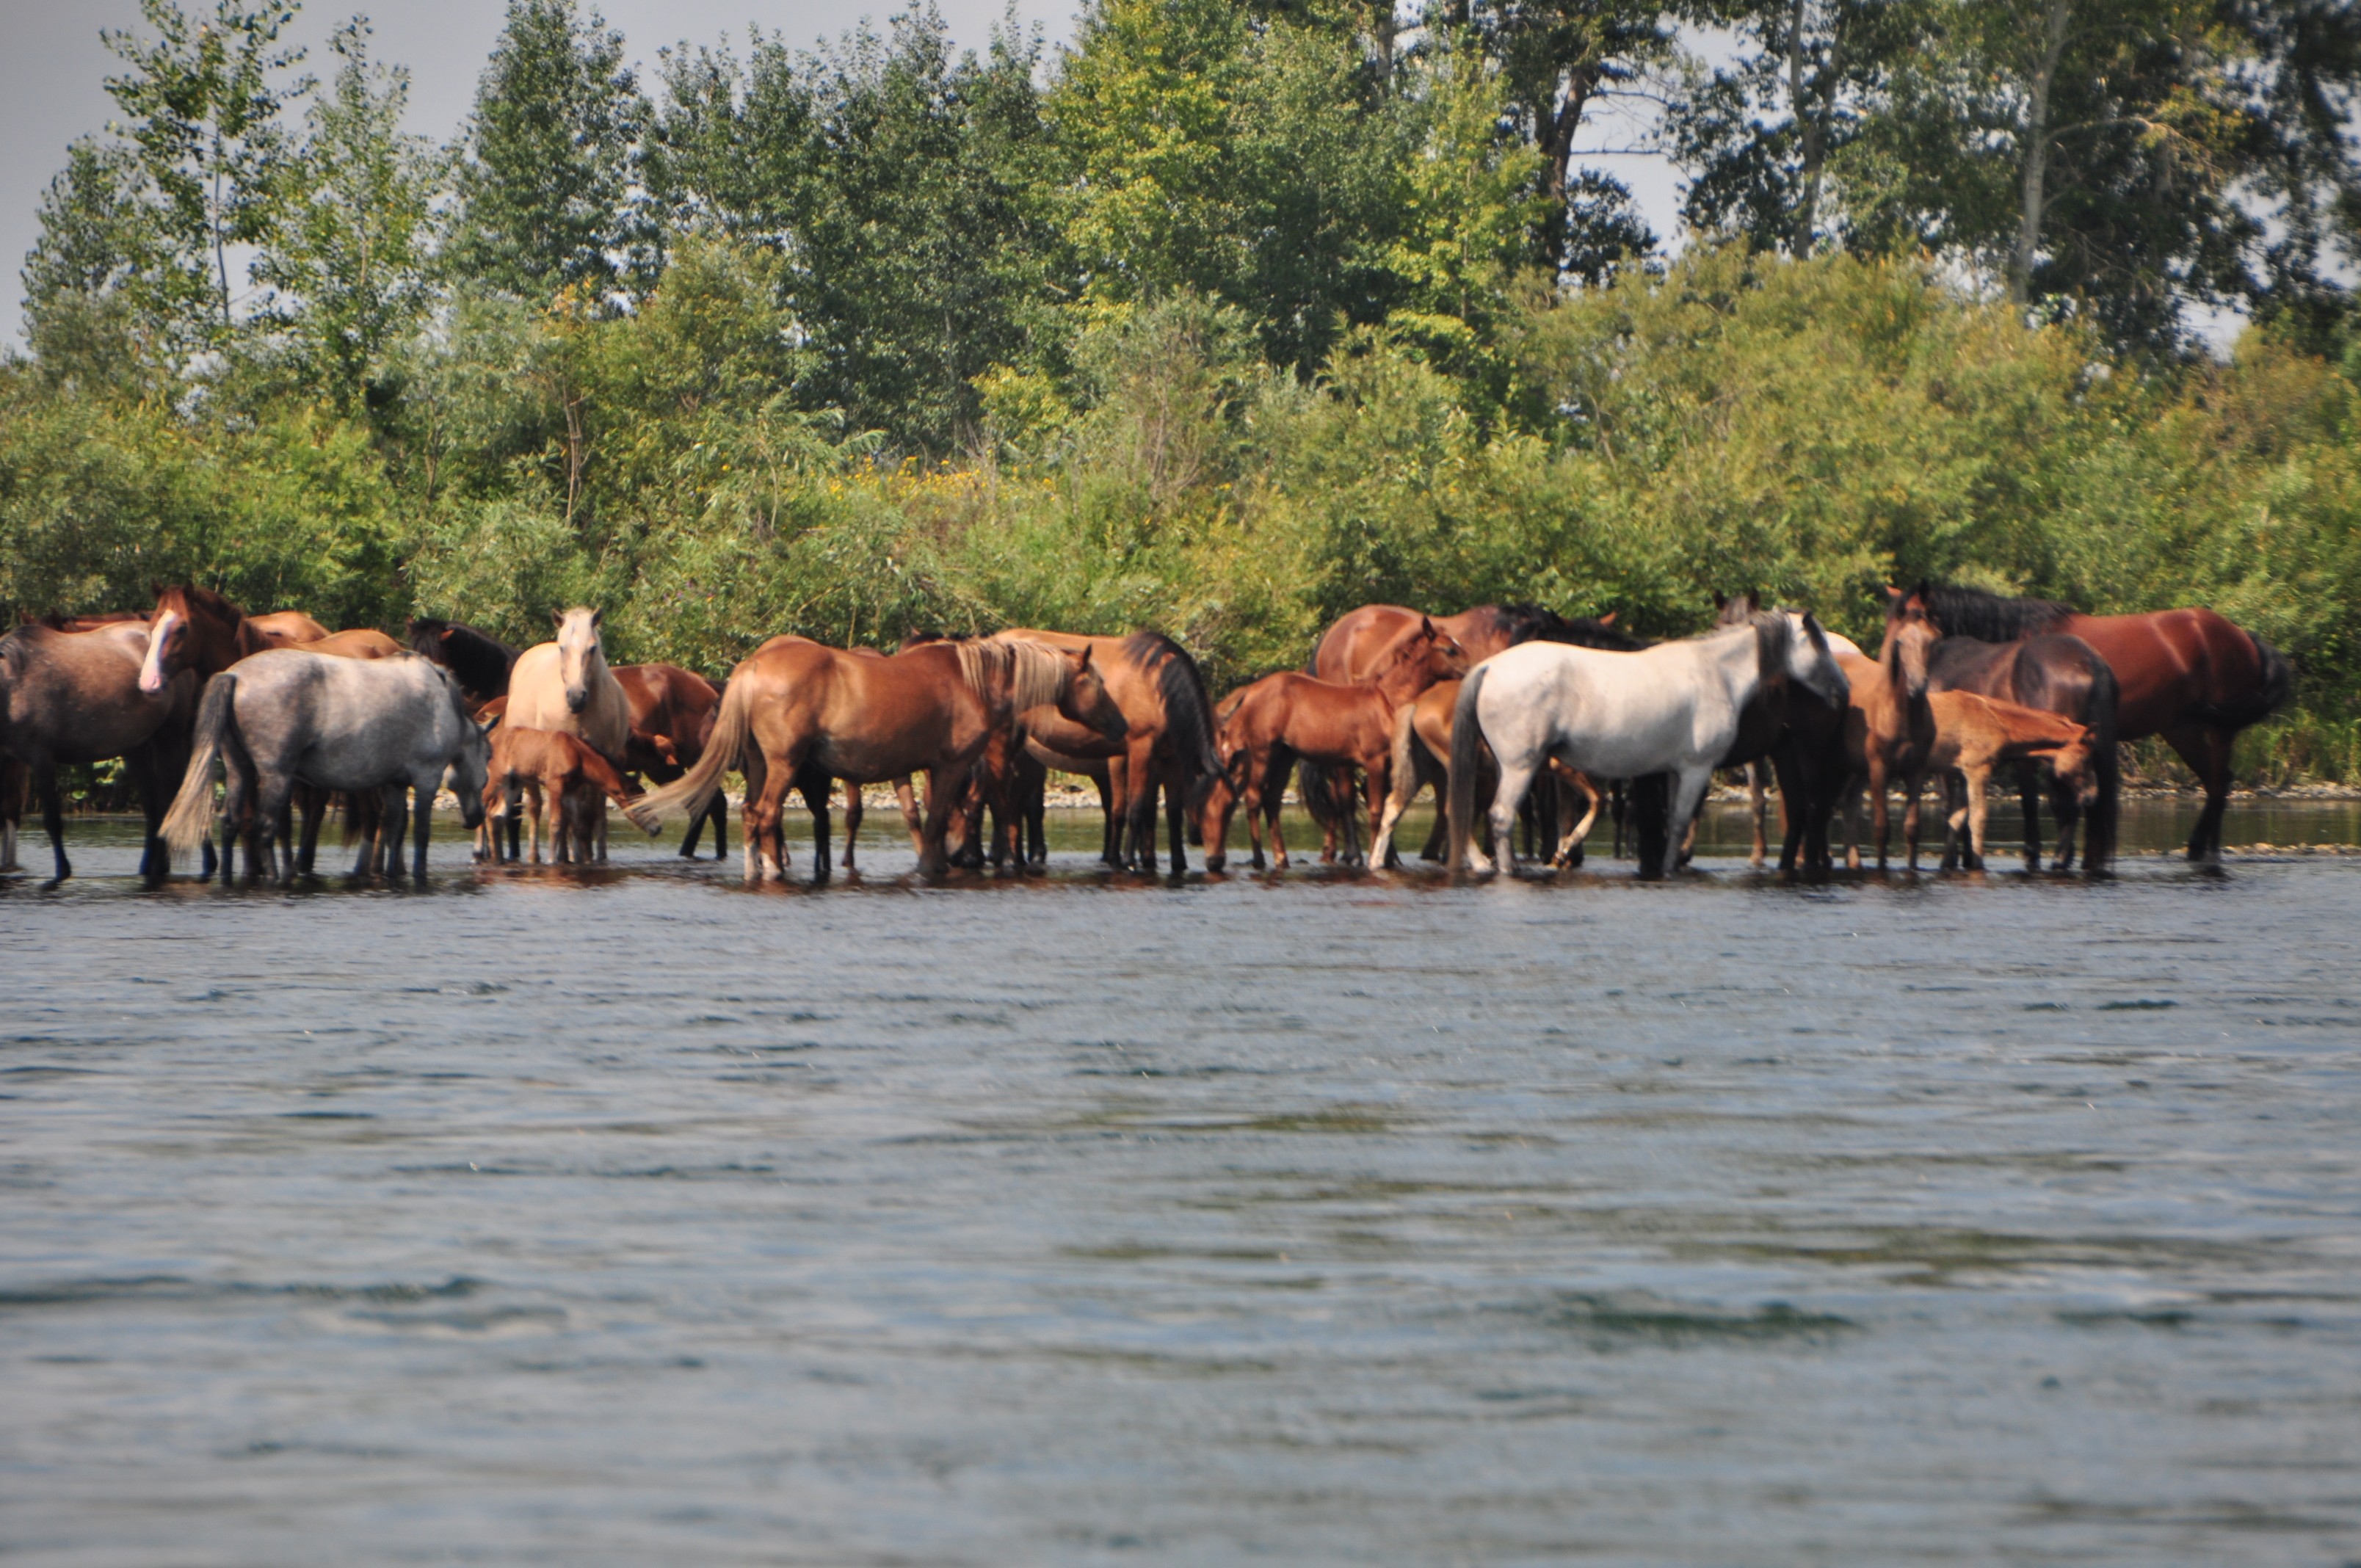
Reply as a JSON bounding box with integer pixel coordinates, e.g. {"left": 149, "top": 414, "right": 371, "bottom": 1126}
{"left": 0, "top": 575, "right": 2291, "bottom": 888}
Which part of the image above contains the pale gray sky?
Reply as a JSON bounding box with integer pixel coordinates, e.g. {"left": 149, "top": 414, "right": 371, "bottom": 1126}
{"left": 0, "top": 0, "right": 1691, "bottom": 345}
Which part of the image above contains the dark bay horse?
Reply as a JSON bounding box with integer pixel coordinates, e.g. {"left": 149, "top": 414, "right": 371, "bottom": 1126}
{"left": 995, "top": 628, "right": 1226, "bottom": 873}
{"left": 408, "top": 618, "right": 521, "bottom": 709}
{"left": 612, "top": 662, "right": 730, "bottom": 862}
{"left": 1923, "top": 584, "right": 2282, "bottom": 863}
{"left": 1911, "top": 587, "right": 2121, "bottom": 871}
{"left": 0, "top": 621, "right": 194, "bottom": 879}
{"left": 628, "top": 637, "right": 1123, "bottom": 881}
{"left": 1209, "top": 619, "right": 1468, "bottom": 869}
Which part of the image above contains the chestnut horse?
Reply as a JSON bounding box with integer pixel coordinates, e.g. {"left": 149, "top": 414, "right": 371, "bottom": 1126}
{"left": 1921, "top": 693, "right": 2097, "bottom": 871}
{"left": 752, "top": 636, "right": 924, "bottom": 876}
{"left": 1370, "top": 678, "right": 1606, "bottom": 869}
{"left": 0, "top": 620, "right": 195, "bottom": 879}
{"left": 628, "top": 637, "right": 1123, "bottom": 881}
{"left": 1310, "top": 604, "right": 1624, "bottom": 863}
{"left": 1209, "top": 619, "right": 1468, "bottom": 869}
{"left": 1834, "top": 588, "right": 1941, "bottom": 871}
{"left": 1923, "top": 584, "right": 2282, "bottom": 863}
{"left": 993, "top": 628, "right": 1225, "bottom": 873}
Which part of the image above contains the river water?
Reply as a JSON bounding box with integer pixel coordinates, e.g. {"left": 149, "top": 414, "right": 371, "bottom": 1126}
{"left": 6, "top": 802, "right": 2360, "bottom": 1564}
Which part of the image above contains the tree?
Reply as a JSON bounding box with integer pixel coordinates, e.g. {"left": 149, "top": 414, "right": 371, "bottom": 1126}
{"left": 256, "top": 20, "right": 443, "bottom": 409}
{"left": 447, "top": 0, "right": 654, "bottom": 305}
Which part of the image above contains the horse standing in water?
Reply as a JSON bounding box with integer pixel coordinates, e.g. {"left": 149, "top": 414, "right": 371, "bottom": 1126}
{"left": 1922, "top": 693, "right": 2098, "bottom": 870}
{"left": 1449, "top": 610, "right": 1849, "bottom": 880}
{"left": 0, "top": 620, "right": 195, "bottom": 880}
{"left": 505, "top": 609, "right": 631, "bottom": 860}
{"left": 628, "top": 637, "right": 1123, "bottom": 882}
{"left": 1370, "top": 677, "right": 1609, "bottom": 869}
{"left": 993, "top": 628, "right": 1226, "bottom": 873}
{"left": 1920, "top": 584, "right": 2284, "bottom": 864}
{"left": 611, "top": 662, "right": 731, "bottom": 863}
{"left": 485, "top": 727, "right": 642, "bottom": 864}
{"left": 161, "top": 650, "right": 489, "bottom": 882}
{"left": 1834, "top": 588, "right": 1942, "bottom": 871}
{"left": 1208, "top": 618, "right": 1468, "bottom": 869}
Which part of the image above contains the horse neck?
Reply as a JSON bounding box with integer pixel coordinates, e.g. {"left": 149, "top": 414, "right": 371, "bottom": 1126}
{"left": 1370, "top": 648, "right": 1438, "bottom": 712}
{"left": 1713, "top": 623, "right": 1775, "bottom": 710}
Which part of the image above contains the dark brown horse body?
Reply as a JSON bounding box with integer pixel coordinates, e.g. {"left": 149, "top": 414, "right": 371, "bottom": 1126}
{"left": 0, "top": 622, "right": 194, "bottom": 879}
{"left": 1210, "top": 620, "right": 1466, "bottom": 869}
{"left": 1923, "top": 585, "right": 2280, "bottom": 863}
{"left": 995, "top": 628, "right": 1225, "bottom": 873}
{"left": 628, "top": 637, "right": 1122, "bottom": 880}
{"left": 408, "top": 618, "right": 521, "bottom": 709}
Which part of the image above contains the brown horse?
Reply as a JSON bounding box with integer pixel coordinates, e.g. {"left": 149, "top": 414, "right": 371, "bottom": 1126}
{"left": 1209, "top": 619, "right": 1467, "bottom": 869}
{"left": 247, "top": 610, "right": 330, "bottom": 648}
{"left": 485, "top": 727, "right": 642, "bottom": 864}
{"left": 611, "top": 663, "right": 730, "bottom": 863}
{"left": 1923, "top": 584, "right": 2281, "bottom": 863}
{"left": 628, "top": 637, "right": 1122, "bottom": 880}
{"left": 752, "top": 636, "right": 924, "bottom": 876}
{"left": 993, "top": 628, "right": 1225, "bottom": 873}
{"left": 1915, "top": 591, "right": 2120, "bottom": 873}
{"left": 1921, "top": 692, "right": 2097, "bottom": 870}
{"left": 1835, "top": 590, "right": 1941, "bottom": 870}
{"left": 0, "top": 621, "right": 195, "bottom": 879}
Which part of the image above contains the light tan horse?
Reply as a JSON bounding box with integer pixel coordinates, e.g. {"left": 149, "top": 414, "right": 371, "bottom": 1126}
{"left": 628, "top": 636, "right": 1122, "bottom": 881}
{"left": 506, "top": 608, "right": 631, "bottom": 860}
{"left": 1921, "top": 692, "right": 2097, "bottom": 869}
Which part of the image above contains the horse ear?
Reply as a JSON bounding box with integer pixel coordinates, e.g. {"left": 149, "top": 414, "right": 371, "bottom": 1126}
{"left": 1597, "top": 611, "right": 1617, "bottom": 626}
{"left": 551, "top": 608, "right": 566, "bottom": 628}
{"left": 1712, "top": 592, "right": 1727, "bottom": 610}
{"left": 590, "top": 608, "right": 603, "bottom": 628}
{"left": 1419, "top": 615, "right": 1435, "bottom": 637}
{"left": 438, "top": 627, "right": 454, "bottom": 642}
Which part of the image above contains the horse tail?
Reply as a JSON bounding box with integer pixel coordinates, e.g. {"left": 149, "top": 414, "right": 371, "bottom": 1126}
{"left": 161, "top": 671, "right": 235, "bottom": 860}
{"left": 626, "top": 672, "right": 748, "bottom": 831}
{"left": 1446, "top": 664, "right": 1490, "bottom": 871}
{"left": 2245, "top": 631, "right": 2293, "bottom": 724}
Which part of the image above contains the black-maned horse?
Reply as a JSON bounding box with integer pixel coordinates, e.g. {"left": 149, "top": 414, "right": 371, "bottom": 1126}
{"left": 407, "top": 618, "right": 522, "bottom": 708}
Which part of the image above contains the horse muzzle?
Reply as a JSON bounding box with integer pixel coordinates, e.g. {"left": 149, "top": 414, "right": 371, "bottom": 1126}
{"left": 565, "top": 686, "right": 589, "bottom": 714}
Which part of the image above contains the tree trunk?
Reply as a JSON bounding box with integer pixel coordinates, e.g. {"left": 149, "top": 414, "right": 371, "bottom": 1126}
{"left": 1790, "top": 0, "right": 1845, "bottom": 255}
{"left": 2011, "top": 0, "right": 2074, "bottom": 306}
{"left": 1541, "top": 68, "right": 1597, "bottom": 275}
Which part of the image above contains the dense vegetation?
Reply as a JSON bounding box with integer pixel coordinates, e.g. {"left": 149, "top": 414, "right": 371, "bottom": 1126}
{"left": 7, "top": 0, "right": 2361, "bottom": 778}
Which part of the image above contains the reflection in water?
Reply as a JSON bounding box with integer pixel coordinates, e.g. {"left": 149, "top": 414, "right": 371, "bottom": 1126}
{"left": 4, "top": 803, "right": 2360, "bottom": 1561}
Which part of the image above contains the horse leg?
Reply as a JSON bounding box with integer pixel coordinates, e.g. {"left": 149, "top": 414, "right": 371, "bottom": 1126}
{"left": 802, "top": 774, "right": 832, "bottom": 883}
{"left": 1165, "top": 763, "right": 1187, "bottom": 874}
{"left": 1963, "top": 764, "right": 1992, "bottom": 868}
{"left": 1488, "top": 752, "right": 1540, "bottom": 875}
{"left": 1658, "top": 765, "right": 1716, "bottom": 881}
{"left": 2049, "top": 765, "right": 2082, "bottom": 873}
{"left": 1904, "top": 768, "right": 1925, "bottom": 871}
{"left": 2165, "top": 722, "right": 2234, "bottom": 863}
{"left": 841, "top": 780, "right": 863, "bottom": 870}
{"left": 37, "top": 763, "right": 70, "bottom": 882}
{"left": 2017, "top": 761, "right": 2045, "bottom": 872}
{"left": 1552, "top": 772, "right": 1603, "bottom": 869}
{"left": 1123, "top": 739, "right": 1160, "bottom": 871}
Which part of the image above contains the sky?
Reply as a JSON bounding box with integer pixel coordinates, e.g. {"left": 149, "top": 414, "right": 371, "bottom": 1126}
{"left": 0, "top": 0, "right": 1693, "bottom": 346}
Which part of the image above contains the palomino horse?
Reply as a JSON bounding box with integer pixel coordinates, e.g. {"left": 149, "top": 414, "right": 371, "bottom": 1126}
{"left": 162, "top": 650, "right": 489, "bottom": 882}
{"left": 628, "top": 637, "right": 1123, "bottom": 881}
{"left": 0, "top": 620, "right": 195, "bottom": 879}
{"left": 1912, "top": 589, "right": 2119, "bottom": 872}
{"left": 485, "top": 727, "right": 642, "bottom": 865}
{"left": 506, "top": 609, "right": 631, "bottom": 860}
{"left": 993, "top": 629, "right": 1225, "bottom": 873}
{"left": 1921, "top": 693, "right": 2097, "bottom": 871}
{"left": 1834, "top": 588, "right": 1941, "bottom": 871}
{"left": 1449, "top": 610, "right": 1849, "bottom": 879}
{"left": 408, "top": 618, "right": 521, "bottom": 708}
{"left": 1923, "top": 584, "right": 2281, "bottom": 863}
{"left": 1208, "top": 619, "right": 1468, "bottom": 870}
{"left": 613, "top": 662, "right": 730, "bottom": 862}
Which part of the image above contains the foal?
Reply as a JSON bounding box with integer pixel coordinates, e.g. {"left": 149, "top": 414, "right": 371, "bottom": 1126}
{"left": 1209, "top": 619, "right": 1467, "bottom": 869}
{"left": 1918, "top": 692, "right": 2097, "bottom": 870}
{"left": 485, "top": 727, "right": 643, "bottom": 865}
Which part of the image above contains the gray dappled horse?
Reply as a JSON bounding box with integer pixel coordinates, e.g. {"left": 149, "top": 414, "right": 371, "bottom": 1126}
{"left": 162, "top": 649, "right": 490, "bottom": 882}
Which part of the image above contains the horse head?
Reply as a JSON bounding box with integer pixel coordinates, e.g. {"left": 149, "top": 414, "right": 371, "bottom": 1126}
{"left": 440, "top": 672, "right": 495, "bottom": 832}
{"left": 1054, "top": 645, "right": 1128, "bottom": 744}
{"left": 554, "top": 606, "right": 605, "bottom": 714}
{"left": 138, "top": 585, "right": 197, "bottom": 695}
{"left": 1879, "top": 582, "right": 1941, "bottom": 702}
{"left": 1766, "top": 610, "right": 1850, "bottom": 708}
{"left": 1374, "top": 617, "right": 1469, "bottom": 702}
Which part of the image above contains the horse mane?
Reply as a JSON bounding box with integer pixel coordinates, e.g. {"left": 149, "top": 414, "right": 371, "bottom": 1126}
{"left": 1744, "top": 608, "right": 1797, "bottom": 672}
{"left": 168, "top": 583, "right": 249, "bottom": 625}
{"left": 410, "top": 617, "right": 522, "bottom": 700}
{"left": 1126, "top": 630, "right": 1225, "bottom": 788}
{"left": 1523, "top": 614, "right": 1645, "bottom": 653}
{"left": 1921, "top": 582, "right": 2076, "bottom": 641}
{"left": 960, "top": 636, "right": 1068, "bottom": 711}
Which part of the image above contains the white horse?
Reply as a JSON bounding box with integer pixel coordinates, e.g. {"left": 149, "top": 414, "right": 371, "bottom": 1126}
{"left": 505, "top": 606, "right": 630, "bottom": 860}
{"left": 1447, "top": 610, "right": 1850, "bottom": 879}
{"left": 160, "top": 650, "right": 490, "bottom": 882}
